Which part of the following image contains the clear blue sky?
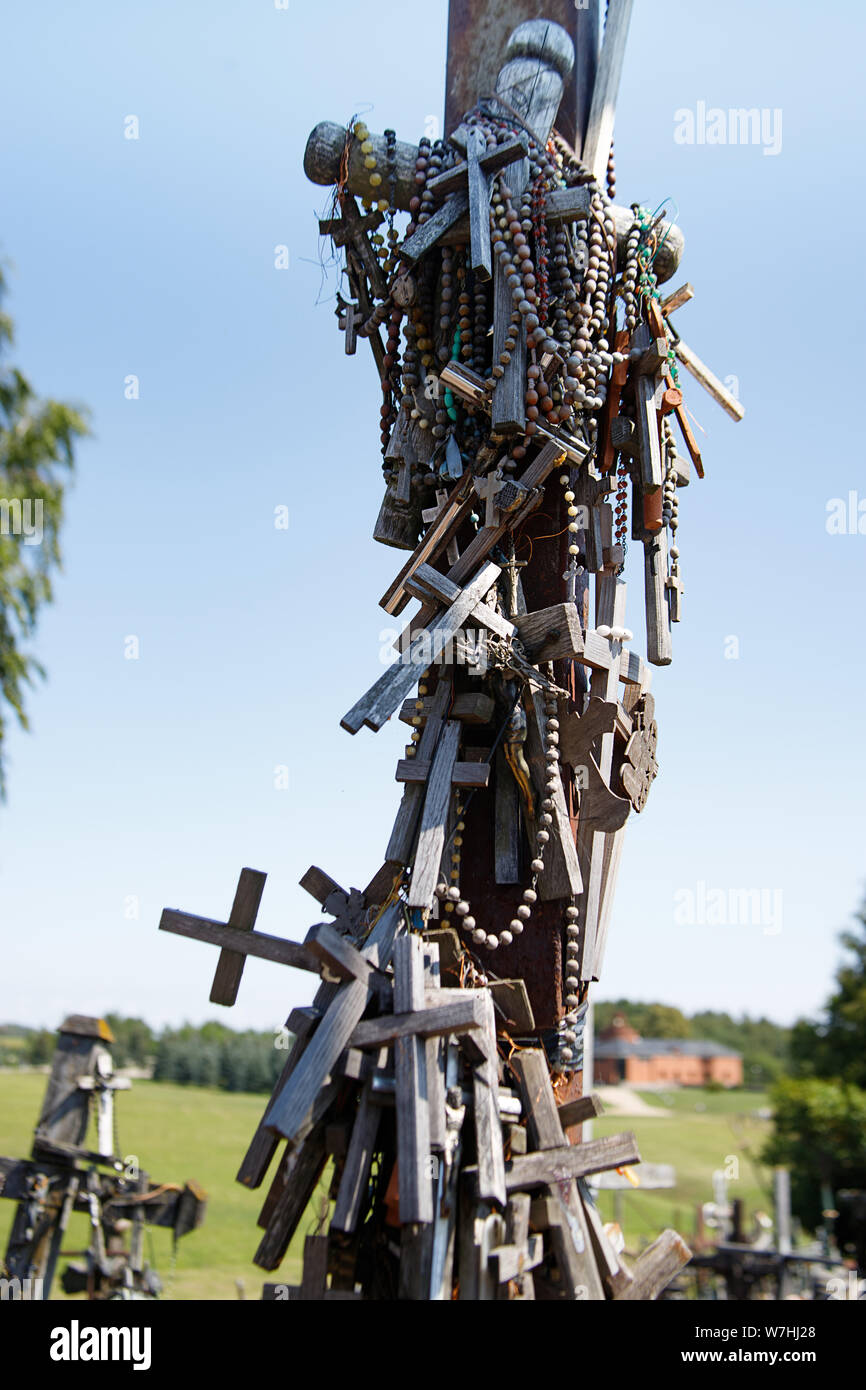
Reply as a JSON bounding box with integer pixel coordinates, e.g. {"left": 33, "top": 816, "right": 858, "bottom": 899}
{"left": 1, "top": 0, "right": 862, "bottom": 1034}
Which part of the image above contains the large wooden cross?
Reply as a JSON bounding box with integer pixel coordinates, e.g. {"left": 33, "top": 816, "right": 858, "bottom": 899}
{"left": 301, "top": 0, "right": 680, "bottom": 1096}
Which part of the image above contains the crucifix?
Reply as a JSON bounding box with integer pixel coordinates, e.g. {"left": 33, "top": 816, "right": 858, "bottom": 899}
{"left": 154, "top": 0, "right": 744, "bottom": 1302}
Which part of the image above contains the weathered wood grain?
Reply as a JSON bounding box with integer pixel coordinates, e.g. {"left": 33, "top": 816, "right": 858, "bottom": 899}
{"left": 348, "top": 996, "right": 484, "bottom": 1049}
{"left": 342, "top": 562, "right": 500, "bottom": 734}
{"left": 394, "top": 933, "right": 433, "bottom": 1224}
{"left": 556, "top": 1094, "right": 605, "bottom": 1129}
{"left": 503, "top": 1131, "right": 640, "bottom": 1191}
{"left": 385, "top": 679, "right": 453, "bottom": 867}
{"left": 472, "top": 991, "right": 506, "bottom": 1208}
{"left": 208, "top": 868, "right": 267, "bottom": 1006}
{"left": 510, "top": 1050, "right": 605, "bottom": 1300}
{"left": 331, "top": 1080, "right": 381, "bottom": 1235}
{"left": 582, "top": 0, "right": 635, "bottom": 182}
{"left": 514, "top": 603, "right": 584, "bottom": 663}
{"left": 644, "top": 525, "right": 673, "bottom": 667}
{"left": 159, "top": 911, "right": 319, "bottom": 976}
{"left": 675, "top": 338, "right": 744, "bottom": 422}
{"left": 395, "top": 758, "right": 489, "bottom": 789}
{"left": 406, "top": 720, "right": 461, "bottom": 909}
{"left": 616, "top": 1228, "right": 692, "bottom": 1300}
{"left": 236, "top": 1005, "right": 322, "bottom": 1189}
{"left": 582, "top": 1189, "right": 634, "bottom": 1295}
{"left": 263, "top": 903, "right": 403, "bottom": 1147}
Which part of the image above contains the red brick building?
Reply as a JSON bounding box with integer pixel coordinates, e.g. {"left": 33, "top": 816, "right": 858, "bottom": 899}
{"left": 594, "top": 1014, "right": 742, "bottom": 1088}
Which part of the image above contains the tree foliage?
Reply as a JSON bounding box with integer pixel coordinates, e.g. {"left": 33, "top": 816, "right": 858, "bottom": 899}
{"left": 789, "top": 901, "right": 866, "bottom": 1088}
{"left": 761, "top": 1077, "right": 866, "bottom": 1232}
{"left": 152, "top": 1021, "right": 289, "bottom": 1094}
{"left": 0, "top": 266, "right": 88, "bottom": 794}
{"left": 762, "top": 896, "right": 866, "bottom": 1232}
{"left": 103, "top": 1014, "right": 154, "bottom": 1068}
{"left": 594, "top": 999, "right": 691, "bottom": 1039}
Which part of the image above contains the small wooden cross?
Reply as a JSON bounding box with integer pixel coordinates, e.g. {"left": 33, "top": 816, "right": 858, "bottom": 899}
{"left": 320, "top": 195, "right": 388, "bottom": 301}
{"left": 628, "top": 322, "right": 667, "bottom": 494}
{"left": 337, "top": 297, "right": 364, "bottom": 356}
{"left": 665, "top": 567, "right": 684, "bottom": 623}
{"left": 502, "top": 549, "right": 527, "bottom": 619}
{"left": 400, "top": 133, "right": 526, "bottom": 270}
{"left": 570, "top": 462, "right": 616, "bottom": 574}
{"left": 159, "top": 868, "right": 319, "bottom": 1005}
{"left": 422, "top": 490, "right": 460, "bottom": 566}
{"left": 474, "top": 469, "right": 507, "bottom": 527}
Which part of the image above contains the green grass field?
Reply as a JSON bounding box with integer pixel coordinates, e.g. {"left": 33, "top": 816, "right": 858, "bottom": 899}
{"left": 593, "top": 1088, "right": 773, "bottom": 1249}
{"left": 0, "top": 1072, "right": 773, "bottom": 1296}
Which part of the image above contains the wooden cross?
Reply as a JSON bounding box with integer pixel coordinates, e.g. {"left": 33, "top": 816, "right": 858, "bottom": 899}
{"left": 666, "top": 566, "right": 684, "bottom": 623}
{"left": 298, "top": 864, "right": 368, "bottom": 938}
{"left": 341, "top": 559, "right": 507, "bottom": 735}
{"left": 337, "top": 297, "right": 364, "bottom": 356}
{"left": 473, "top": 468, "right": 507, "bottom": 527}
{"left": 572, "top": 579, "right": 648, "bottom": 979}
{"left": 319, "top": 196, "right": 388, "bottom": 302}
{"left": 385, "top": 405, "right": 420, "bottom": 508}
{"left": 502, "top": 547, "right": 527, "bottom": 618}
{"left": 618, "top": 691, "right": 658, "bottom": 812}
{"left": 422, "top": 489, "right": 460, "bottom": 567}
{"left": 159, "top": 868, "right": 320, "bottom": 1005}
{"left": 629, "top": 322, "right": 667, "bottom": 494}
{"left": 510, "top": 1050, "right": 606, "bottom": 1299}
{"left": 406, "top": 719, "right": 461, "bottom": 910}
{"left": 433, "top": 126, "right": 494, "bottom": 282}
{"left": 642, "top": 526, "right": 673, "bottom": 666}
{"left": 571, "top": 461, "right": 617, "bottom": 573}
{"left": 400, "top": 133, "right": 526, "bottom": 269}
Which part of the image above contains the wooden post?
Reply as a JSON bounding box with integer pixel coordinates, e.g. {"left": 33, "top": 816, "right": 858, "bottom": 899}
{"left": 444, "top": 1, "right": 599, "bottom": 154}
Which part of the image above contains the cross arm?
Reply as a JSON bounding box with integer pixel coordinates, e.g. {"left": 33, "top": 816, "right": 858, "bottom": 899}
{"left": 159, "top": 909, "right": 320, "bottom": 975}
{"left": 305, "top": 124, "right": 684, "bottom": 283}
{"left": 425, "top": 133, "right": 527, "bottom": 198}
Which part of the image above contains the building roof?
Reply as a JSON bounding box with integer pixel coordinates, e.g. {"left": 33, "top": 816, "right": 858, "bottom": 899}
{"left": 594, "top": 1038, "right": 741, "bottom": 1060}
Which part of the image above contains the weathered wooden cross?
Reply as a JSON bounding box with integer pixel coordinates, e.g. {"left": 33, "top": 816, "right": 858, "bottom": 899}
{"left": 159, "top": 868, "right": 320, "bottom": 1005}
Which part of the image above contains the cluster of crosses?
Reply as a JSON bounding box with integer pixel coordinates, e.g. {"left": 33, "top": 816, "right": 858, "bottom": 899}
{"left": 157, "top": 1, "right": 740, "bottom": 1300}
{"left": 0, "top": 1016, "right": 205, "bottom": 1300}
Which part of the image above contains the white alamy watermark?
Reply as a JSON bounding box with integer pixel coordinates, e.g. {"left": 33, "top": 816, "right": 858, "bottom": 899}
{"left": 826, "top": 492, "right": 866, "bottom": 536}
{"left": 0, "top": 498, "right": 43, "bottom": 545}
{"left": 50, "top": 1321, "right": 151, "bottom": 1371}
{"left": 826, "top": 1271, "right": 866, "bottom": 1301}
{"left": 674, "top": 881, "right": 783, "bottom": 936}
{"left": 674, "top": 103, "right": 782, "bottom": 156}
{"left": 0, "top": 1276, "right": 44, "bottom": 1300}
{"left": 379, "top": 627, "right": 489, "bottom": 674}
